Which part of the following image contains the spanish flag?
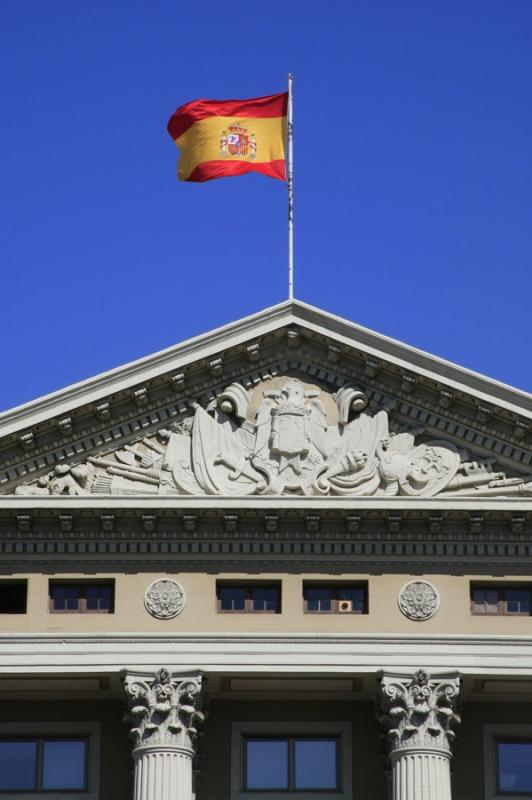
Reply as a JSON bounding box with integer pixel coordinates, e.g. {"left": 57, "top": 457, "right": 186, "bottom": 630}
{"left": 167, "top": 92, "right": 287, "bottom": 183}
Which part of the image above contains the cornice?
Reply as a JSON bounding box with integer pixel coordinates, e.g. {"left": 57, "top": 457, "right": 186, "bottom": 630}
{"left": 0, "top": 499, "right": 530, "bottom": 573}
{"left": 0, "top": 495, "right": 530, "bottom": 512}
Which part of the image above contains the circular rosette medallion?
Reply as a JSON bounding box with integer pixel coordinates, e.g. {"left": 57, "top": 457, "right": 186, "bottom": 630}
{"left": 398, "top": 580, "right": 440, "bottom": 621}
{"left": 144, "top": 578, "right": 186, "bottom": 619}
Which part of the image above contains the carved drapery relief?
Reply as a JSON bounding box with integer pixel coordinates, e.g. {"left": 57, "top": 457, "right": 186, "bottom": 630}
{"left": 14, "top": 378, "right": 532, "bottom": 498}
{"left": 378, "top": 670, "right": 461, "bottom": 754}
{"left": 124, "top": 669, "right": 205, "bottom": 751}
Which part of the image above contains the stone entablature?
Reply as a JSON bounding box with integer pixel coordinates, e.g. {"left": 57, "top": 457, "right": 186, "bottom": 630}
{"left": 0, "top": 498, "right": 531, "bottom": 572}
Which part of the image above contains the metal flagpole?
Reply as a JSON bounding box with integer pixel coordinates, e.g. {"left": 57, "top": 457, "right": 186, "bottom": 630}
{"left": 287, "top": 73, "right": 294, "bottom": 301}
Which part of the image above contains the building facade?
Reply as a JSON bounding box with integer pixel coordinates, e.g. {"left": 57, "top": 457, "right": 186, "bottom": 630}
{"left": 0, "top": 300, "right": 531, "bottom": 800}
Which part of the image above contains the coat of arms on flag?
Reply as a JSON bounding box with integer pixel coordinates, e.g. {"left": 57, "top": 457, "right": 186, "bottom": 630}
{"left": 220, "top": 124, "right": 257, "bottom": 159}
{"left": 167, "top": 92, "right": 287, "bottom": 181}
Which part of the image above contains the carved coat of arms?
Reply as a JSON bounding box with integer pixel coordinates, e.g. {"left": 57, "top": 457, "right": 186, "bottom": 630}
{"left": 16, "top": 377, "right": 532, "bottom": 499}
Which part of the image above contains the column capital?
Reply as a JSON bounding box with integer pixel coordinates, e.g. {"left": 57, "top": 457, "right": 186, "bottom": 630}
{"left": 378, "top": 669, "right": 461, "bottom": 756}
{"left": 124, "top": 668, "right": 206, "bottom": 753}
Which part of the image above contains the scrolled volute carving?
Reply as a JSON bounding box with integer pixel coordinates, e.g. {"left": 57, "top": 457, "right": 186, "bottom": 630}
{"left": 378, "top": 670, "right": 461, "bottom": 754}
{"left": 124, "top": 669, "right": 205, "bottom": 751}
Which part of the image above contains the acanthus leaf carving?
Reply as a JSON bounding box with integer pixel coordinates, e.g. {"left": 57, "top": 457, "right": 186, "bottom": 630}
{"left": 13, "top": 377, "right": 532, "bottom": 499}
{"left": 124, "top": 669, "right": 206, "bottom": 751}
{"left": 378, "top": 670, "right": 461, "bottom": 754}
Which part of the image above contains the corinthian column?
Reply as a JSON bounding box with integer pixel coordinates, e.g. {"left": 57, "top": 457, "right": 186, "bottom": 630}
{"left": 378, "top": 670, "right": 461, "bottom": 800}
{"left": 124, "top": 669, "right": 206, "bottom": 800}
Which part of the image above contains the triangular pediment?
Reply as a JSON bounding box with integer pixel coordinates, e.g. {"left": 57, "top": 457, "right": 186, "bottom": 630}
{"left": 0, "top": 301, "right": 531, "bottom": 501}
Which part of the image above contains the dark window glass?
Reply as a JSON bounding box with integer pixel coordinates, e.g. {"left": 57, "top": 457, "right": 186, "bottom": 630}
{"left": 252, "top": 587, "right": 279, "bottom": 613}
{"left": 0, "top": 737, "right": 87, "bottom": 793}
{"left": 498, "top": 741, "right": 532, "bottom": 792}
{"left": 244, "top": 737, "right": 339, "bottom": 792}
{"left": 0, "top": 740, "right": 37, "bottom": 790}
{"left": 294, "top": 739, "right": 338, "bottom": 790}
{"left": 42, "top": 739, "right": 87, "bottom": 790}
{"left": 220, "top": 587, "right": 246, "bottom": 612}
{"left": 50, "top": 582, "right": 114, "bottom": 613}
{"left": 304, "top": 584, "right": 367, "bottom": 614}
{"left": 0, "top": 582, "right": 27, "bottom": 614}
{"left": 245, "top": 739, "right": 288, "bottom": 789}
{"left": 218, "top": 584, "right": 280, "bottom": 613}
{"left": 471, "top": 585, "right": 532, "bottom": 616}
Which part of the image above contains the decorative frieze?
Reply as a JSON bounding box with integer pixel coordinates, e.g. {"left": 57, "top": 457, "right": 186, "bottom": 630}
{"left": 169, "top": 373, "right": 186, "bottom": 391}
{"left": 133, "top": 388, "right": 148, "bottom": 407}
{"left": 56, "top": 417, "right": 73, "bottom": 436}
{"left": 246, "top": 343, "right": 260, "bottom": 362}
{"left": 19, "top": 432, "right": 34, "bottom": 452}
{"left": 208, "top": 358, "right": 223, "bottom": 377}
{"left": 14, "top": 377, "right": 531, "bottom": 500}
{"left": 438, "top": 390, "right": 454, "bottom": 409}
{"left": 95, "top": 401, "right": 111, "bottom": 420}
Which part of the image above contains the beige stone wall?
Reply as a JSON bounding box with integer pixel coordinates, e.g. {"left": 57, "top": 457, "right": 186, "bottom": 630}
{"left": 1, "top": 571, "right": 532, "bottom": 635}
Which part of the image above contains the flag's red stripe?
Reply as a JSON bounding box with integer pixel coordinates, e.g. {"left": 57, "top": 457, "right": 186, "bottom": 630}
{"left": 186, "top": 159, "right": 286, "bottom": 183}
{"left": 168, "top": 93, "right": 287, "bottom": 141}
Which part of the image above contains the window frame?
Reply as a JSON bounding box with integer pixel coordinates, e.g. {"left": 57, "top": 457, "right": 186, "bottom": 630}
{"left": 48, "top": 580, "right": 115, "bottom": 614}
{"left": 216, "top": 582, "right": 282, "bottom": 615}
{"left": 0, "top": 579, "right": 27, "bottom": 615}
{"left": 0, "top": 722, "right": 100, "bottom": 800}
{"left": 231, "top": 721, "right": 352, "bottom": 800}
{"left": 243, "top": 735, "right": 340, "bottom": 792}
{"left": 471, "top": 584, "right": 532, "bottom": 617}
{"left": 302, "top": 582, "right": 368, "bottom": 615}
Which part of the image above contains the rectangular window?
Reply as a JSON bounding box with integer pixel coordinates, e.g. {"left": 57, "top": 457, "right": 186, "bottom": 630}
{"left": 217, "top": 583, "right": 281, "bottom": 614}
{"left": 497, "top": 740, "right": 532, "bottom": 794}
{"left": 0, "top": 580, "right": 27, "bottom": 614}
{"left": 471, "top": 584, "right": 532, "bottom": 616}
{"left": 303, "top": 583, "right": 367, "bottom": 614}
{"left": 244, "top": 737, "right": 339, "bottom": 792}
{"left": 0, "top": 737, "right": 87, "bottom": 792}
{"left": 49, "top": 581, "right": 114, "bottom": 613}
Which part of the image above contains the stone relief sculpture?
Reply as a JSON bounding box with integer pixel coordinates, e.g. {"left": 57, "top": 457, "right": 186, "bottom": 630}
{"left": 14, "top": 378, "right": 532, "bottom": 498}
{"left": 398, "top": 581, "right": 440, "bottom": 621}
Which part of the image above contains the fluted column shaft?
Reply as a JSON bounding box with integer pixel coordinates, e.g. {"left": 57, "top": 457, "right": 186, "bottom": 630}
{"left": 124, "top": 669, "right": 206, "bottom": 800}
{"left": 133, "top": 745, "right": 193, "bottom": 800}
{"left": 379, "top": 670, "right": 461, "bottom": 800}
{"left": 390, "top": 748, "right": 451, "bottom": 800}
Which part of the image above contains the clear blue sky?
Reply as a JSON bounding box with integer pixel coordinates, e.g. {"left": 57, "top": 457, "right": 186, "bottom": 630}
{"left": 1, "top": 0, "right": 531, "bottom": 411}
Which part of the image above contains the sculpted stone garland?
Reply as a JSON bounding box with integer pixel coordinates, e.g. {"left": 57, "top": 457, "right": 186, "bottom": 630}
{"left": 15, "top": 378, "right": 532, "bottom": 498}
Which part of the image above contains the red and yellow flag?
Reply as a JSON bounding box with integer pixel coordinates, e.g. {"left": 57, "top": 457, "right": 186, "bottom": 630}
{"left": 167, "top": 92, "right": 287, "bottom": 182}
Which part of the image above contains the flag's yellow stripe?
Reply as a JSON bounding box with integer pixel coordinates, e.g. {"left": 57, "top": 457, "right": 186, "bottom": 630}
{"left": 175, "top": 115, "right": 286, "bottom": 181}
